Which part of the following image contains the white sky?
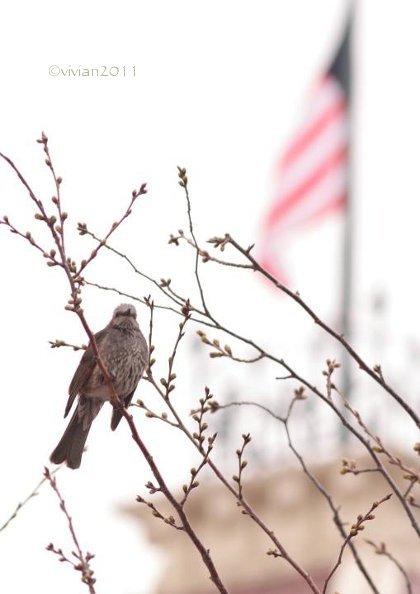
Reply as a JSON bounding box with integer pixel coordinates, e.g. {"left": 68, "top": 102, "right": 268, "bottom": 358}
{"left": 1, "top": 1, "right": 420, "bottom": 593}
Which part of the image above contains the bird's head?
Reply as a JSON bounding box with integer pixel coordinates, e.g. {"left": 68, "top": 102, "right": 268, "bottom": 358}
{"left": 111, "top": 303, "right": 139, "bottom": 330}
{"left": 113, "top": 303, "right": 137, "bottom": 319}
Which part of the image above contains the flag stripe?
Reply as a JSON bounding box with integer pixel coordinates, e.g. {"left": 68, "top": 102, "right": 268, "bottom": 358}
{"left": 268, "top": 163, "right": 347, "bottom": 232}
{"left": 272, "top": 115, "right": 348, "bottom": 208}
{"left": 281, "top": 80, "right": 346, "bottom": 169}
{"left": 260, "top": 68, "right": 349, "bottom": 280}
{"left": 267, "top": 144, "right": 347, "bottom": 227}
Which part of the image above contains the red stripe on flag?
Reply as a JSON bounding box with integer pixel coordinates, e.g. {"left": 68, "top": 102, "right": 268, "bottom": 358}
{"left": 281, "top": 99, "right": 346, "bottom": 169}
{"left": 266, "top": 144, "right": 348, "bottom": 228}
{"left": 260, "top": 70, "right": 348, "bottom": 282}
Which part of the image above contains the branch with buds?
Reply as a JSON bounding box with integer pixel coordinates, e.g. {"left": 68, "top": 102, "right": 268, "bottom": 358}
{"left": 44, "top": 468, "right": 97, "bottom": 594}
{"left": 0, "top": 136, "right": 229, "bottom": 594}
{"left": 2, "top": 145, "right": 419, "bottom": 594}
{"left": 233, "top": 433, "right": 251, "bottom": 502}
{"left": 163, "top": 186, "right": 420, "bottom": 430}
{"left": 323, "top": 494, "right": 392, "bottom": 593}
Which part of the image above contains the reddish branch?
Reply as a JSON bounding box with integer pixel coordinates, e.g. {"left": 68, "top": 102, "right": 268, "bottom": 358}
{"left": 212, "top": 395, "right": 382, "bottom": 594}
{"left": 142, "top": 304, "right": 323, "bottom": 592}
{"left": 204, "top": 232, "right": 420, "bottom": 430}
{"left": 144, "top": 313, "right": 322, "bottom": 591}
{"left": 0, "top": 137, "right": 229, "bottom": 594}
{"left": 168, "top": 188, "right": 419, "bottom": 431}
{"left": 77, "top": 168, "right": 420, "bottom": 537}
{"left": 65, "top": 165, "right": 420, "bottom": 536}
{"left": 173, "top": 174, "right": 419, "bottom": 536}
{"left": 3, "top": 144, "right": 418, "bottom": 594}
{"left": 323, "top": 494, "right": 392, "bottom": 593}
{"left": 147, "top": 375, "right": 323, "bottom": 593}
{"left": 44, "top": 467, "right": 97, "bottom": 593}
{"left": 334, "top": 384, "right": 419, "bottom": 487}
{"left": 190, "top": 305, "right": 420, "bottom": 536}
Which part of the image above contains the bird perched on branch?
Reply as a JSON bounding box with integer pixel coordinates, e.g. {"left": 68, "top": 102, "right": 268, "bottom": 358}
{"left": 50, "top": 303, "right": 148, "bottom": 469}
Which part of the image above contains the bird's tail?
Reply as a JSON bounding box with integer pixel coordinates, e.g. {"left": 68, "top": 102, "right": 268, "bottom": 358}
{"left": 50, "top": 408, "right": 91, "bottom": 470}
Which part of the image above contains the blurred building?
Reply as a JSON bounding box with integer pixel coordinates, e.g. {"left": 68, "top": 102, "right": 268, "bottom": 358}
{"left": 122, "top": 453, "right": 420, "bottom": 594}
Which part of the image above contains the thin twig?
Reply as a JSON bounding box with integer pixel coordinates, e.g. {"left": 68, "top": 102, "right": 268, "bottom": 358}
{"left": 77, "top": 183, "right": 147, "bottom": 275}
{"left": 147, "top": 375, "right": 323, "bottom": 594}
{"left": 49, "top": 339, "right": 86, "bottom": 351}
{"left": 84, "top": 279, "right": 220, "bottom": 329}
{"left": 365, "top": 540, "right": 413, "bottom": 594}
{"left": 169, "top": 231, "right": 252, "bottom": 269}
{"left": 177, "top": 167, "right": 209, "bottom": 314}
{"left": 233, "top": 433, "right": 252, "bottom": 501}
{"left": 135, "top": 494, "right": 184, "bottom": 531}
{"left": 323, "top": 494, "right": 392, "bottom": 593}
{"left": 213, "top": 398, "right": 382, "bottom": 594}
{"left": 44, "top": 467, "right": 97, "bottom": 593}
{"left": 85, "top": 226, "right": 420, "bottom": 536}
{"left": 0, "top": 466, "right": 61, "bottom": 533}
{"left": 334, "top": 384, "right": 419, "bottom": 486}
{"left": 0, "top": 217, "right": 61, "bottom": 266}
{"left": 169, "top": 225, "right": 420, "bottom": 428}
{"left": 1, "top": 140, "right": 229, "bottom": 594}
{"left": 226, "top": 235, "right": 420, "bottom": 430}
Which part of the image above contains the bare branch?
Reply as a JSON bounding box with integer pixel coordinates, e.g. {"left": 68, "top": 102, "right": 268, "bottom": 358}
{"left": 146, "top": 376, "right": 323, "bottom": 594}
{"left": 225, "top": 235, "right": 420, "bottom": 429}
{"left": 44, "top": 467, "right": 97, "bottom": 594}
{"left": 365, "top": 540, "right": 413, "bottom": 594}
{"left": 177, "top": 167, "right": 209, "bottom": 314}
{"left": 136, "top": 493, "right": 183, "bottom": 531}
{"left": 76, "top": 183, "right": 147, "bottom": 275}
{"left": 233, "top": 433, "right": 252, "bottom": 502}
{"left": 49, "top": 339, "right": 86, "bottom": 351}
{"left": 213, "top": 397, "right": 382, "bottom": 594}
{"left": 323, "top": 494, "right": 392, "bottom": 593}
{"left": 1, "top": 139, "right": 229, "bottom": 594}
{"left": 0, "top": 466, "right": 61, "bottom": 533}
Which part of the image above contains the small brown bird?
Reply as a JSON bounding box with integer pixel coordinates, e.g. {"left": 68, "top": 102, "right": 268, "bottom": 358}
{"left": 50, "top": 303, "right": 148, "bottom": 469}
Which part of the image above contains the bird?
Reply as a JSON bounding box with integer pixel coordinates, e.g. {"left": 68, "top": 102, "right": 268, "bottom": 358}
{"left": 50, "top": 303, "right": 148, "bottom": 469}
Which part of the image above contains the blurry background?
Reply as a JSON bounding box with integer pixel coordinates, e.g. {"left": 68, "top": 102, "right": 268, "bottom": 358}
{"left": 0, "top": 0, "right": 419, "bottom": 593}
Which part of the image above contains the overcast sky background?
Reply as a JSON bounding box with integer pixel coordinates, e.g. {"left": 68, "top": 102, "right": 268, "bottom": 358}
{"left": 1, "top": 1, "right": 420, "bottom": 593}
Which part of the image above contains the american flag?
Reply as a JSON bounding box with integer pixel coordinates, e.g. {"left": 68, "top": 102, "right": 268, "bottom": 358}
{"left": 260, "top": 18, "right": 351, "bottom": 281}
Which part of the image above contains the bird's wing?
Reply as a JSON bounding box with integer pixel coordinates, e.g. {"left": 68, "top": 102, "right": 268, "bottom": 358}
{"left": 64, "top": 328, "right": 108, "bottom": 417}
{"left": 110, "top": 389, "right": 136, "bottom": 431}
